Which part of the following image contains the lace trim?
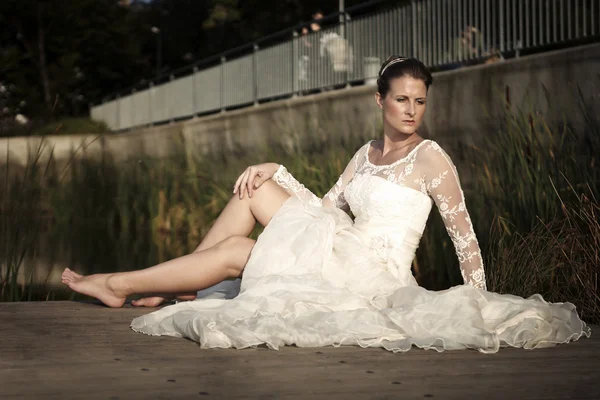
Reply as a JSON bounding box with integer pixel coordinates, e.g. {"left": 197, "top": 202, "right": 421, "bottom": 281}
{"left": 359, "top": 150, "right": 419, "bottom": 187}
{"left": 272, "top": 144, "right": 369, "bottom": 210}
{"left": 273, "top": 141, "right": 487, "bottom": 291}
{"left": 364, "top": 139, "right": 431, "bottom": 169}
{"left": 272, "top": 165, "right": 322, "bottom": 207}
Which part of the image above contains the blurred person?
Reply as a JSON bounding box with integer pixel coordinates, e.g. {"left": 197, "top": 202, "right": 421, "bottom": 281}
{"left": 297, "top": 11, "right": 324, "bottom": 86}
{"left": 443, "top": 25, "right": 503, "bottom": 69}
{"left": 310, "top": 10, "right": 323, "bottom": 32}
{"left": 460, "top": 25, "right": 483, "bottom": 60}
{"left": 319, "top": 30, "right": 354, "bottom": 86}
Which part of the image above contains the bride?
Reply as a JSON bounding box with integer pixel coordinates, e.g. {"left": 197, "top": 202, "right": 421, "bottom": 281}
{"left": 62, "top": 56, "right": 590, "bottom": 353}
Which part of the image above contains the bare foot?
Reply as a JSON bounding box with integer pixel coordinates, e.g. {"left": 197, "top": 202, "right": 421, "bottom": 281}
{"left": 132, "top": 293, "right": 197, "bottom": 307}
{"left": 131, "top": 296, "right": 167, "bottom": 307}
{"left": 62, "top": 268, "right": 126, "bottom": 308}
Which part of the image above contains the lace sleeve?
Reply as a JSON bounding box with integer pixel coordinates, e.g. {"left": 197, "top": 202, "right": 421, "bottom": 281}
{"left": 272, "top": 143, "right": 367, "bottom": 209}
{"left": 322, "top": 145, "right": 366, "bottom": 209}
{"left": 272, "top": 165, "right": 322, "bottom": 207}
{"left": 424, "top": 142, "right": 487, "bottom": 290}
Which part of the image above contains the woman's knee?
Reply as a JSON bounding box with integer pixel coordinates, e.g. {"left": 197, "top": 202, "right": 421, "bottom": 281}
{"left": 248, "top": 180, "right": 289, "bottom": 226}
{"left": 252, "top": 179, "right": 286, "bottom": 197}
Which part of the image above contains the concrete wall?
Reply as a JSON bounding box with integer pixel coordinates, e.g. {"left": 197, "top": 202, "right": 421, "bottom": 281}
{"left": 427, "top": 42, "right": 600, "bottom": 146}
{"left": 1, "top": 43, "right": 598, "bottom": 166}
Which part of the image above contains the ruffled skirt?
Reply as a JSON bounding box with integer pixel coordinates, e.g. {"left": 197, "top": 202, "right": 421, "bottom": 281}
{"left": 131, "top": 197, "right": 591, "bottom": 353}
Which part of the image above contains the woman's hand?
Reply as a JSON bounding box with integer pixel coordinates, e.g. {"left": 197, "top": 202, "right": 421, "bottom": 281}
{"left": 233, "top": 162, "right": 280, "bottom": 199}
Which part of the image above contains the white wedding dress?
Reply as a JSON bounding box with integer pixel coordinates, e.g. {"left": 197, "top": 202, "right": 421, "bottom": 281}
{"left": 131, "top": 140, "right": 590, "bottom": 353}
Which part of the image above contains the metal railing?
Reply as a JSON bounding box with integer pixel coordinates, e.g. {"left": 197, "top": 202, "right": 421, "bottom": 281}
{"left": 91, "top": 0, "right": 599, "bottom": 131}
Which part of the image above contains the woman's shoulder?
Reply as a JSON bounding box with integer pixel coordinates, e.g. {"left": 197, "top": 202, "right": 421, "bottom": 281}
{"left": 417, "top": 139, "right": 455, "bottom": 167}
{"left": 414, "top": 138, "right": 439, "bottom": 153}
{"left": 357, "top": 140, "right": 375, "bottom": 154}
{"left": 420, "top": 139, "right": 444, "bottom": 153}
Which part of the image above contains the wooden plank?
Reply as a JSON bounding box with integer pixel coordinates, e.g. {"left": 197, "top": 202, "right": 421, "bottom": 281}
{"left": 0, "top": 302, "right": 598, "bottom": 400}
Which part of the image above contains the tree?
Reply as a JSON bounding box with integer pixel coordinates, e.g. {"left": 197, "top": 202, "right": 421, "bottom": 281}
{"left": 0, "top": 0, "right": 377, "bottom": 125}
{"left": 0, "top": 0, "right": 151, "bottom": 120}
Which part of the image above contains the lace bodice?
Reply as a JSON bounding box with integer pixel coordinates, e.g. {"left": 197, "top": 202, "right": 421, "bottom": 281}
{"left": 272, "top": 140, "right": 487, "bottom": 290}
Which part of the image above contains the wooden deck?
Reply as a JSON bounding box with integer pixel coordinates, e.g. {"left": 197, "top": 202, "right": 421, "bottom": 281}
{"left": 1, "top": 302, "right": 599, "bottom": 400}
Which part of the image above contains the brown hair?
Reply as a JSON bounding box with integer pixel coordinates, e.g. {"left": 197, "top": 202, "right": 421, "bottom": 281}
{"left": 376, "top": 56, "right": 433, "bottom": 98}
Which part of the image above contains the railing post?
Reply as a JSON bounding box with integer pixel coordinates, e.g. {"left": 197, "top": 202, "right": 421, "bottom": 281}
{"left": 591, "top": 0, "right": 595, "bottom": 36}
{"left": 130, "top": 88, "right": 136, "bottom": 131}
{"left": 192, "top": 66, "right": 198, "bottom": 117}
{"left": 169, "top": 74, "right": 175, "bottom": 123}
{"left": 344, "top": 12, "right": 350, "bottom": 88}
{"left": 220, "top": 56, "right": 226, "bottom": 113}
{"left": 115, "top": 94, "right": 120, "bottom": 131}
{"left": 411, "top": 0, "right": 417, "bottom": 58}
{"left": 339, "top": 0, "right": 346, "bottom": 40}
{"left": 292, "top": 31, "right": 298, "bottom": 97}
{"left": 253, "top": 43, "right": 259, "bottom": 106}
{"left": 148, "top": 82, "right": 153, "bottom": 127}
{"left": 499, "top": 0, "right": 505, "bottom": 52}
{"left": 575, "top": 0, "right": 579, "bottom": 40}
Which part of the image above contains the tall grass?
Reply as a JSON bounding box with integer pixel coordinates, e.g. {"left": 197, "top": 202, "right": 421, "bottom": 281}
{"left": 1, "top": 90, "right": 598, "bottom": 323}
{"left": 415, "top": 84, "right": 599, "bottom": 294}
{"left": 1, "top": 141, "right": 51, "bottom": 301}
{"left": 487, "top": 187, "right": 600, "bottom": 324}
{"left": 467, "top": 86, "right": 600, "bottom": 324}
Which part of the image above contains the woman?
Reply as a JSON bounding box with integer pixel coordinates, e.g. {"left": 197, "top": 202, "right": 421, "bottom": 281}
{"left": 63, "top": 56, "right": 590, "bottom": 353}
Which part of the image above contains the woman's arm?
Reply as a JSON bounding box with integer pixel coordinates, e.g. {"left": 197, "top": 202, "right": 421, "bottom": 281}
{"left": 271, "top": 164, "right": 322, "bottom": 207}
{"left": 424, "top": 142, "right": 487, "bottom": 290}
{"left": 272, "top": 143, "right": 368, "bottom": 209}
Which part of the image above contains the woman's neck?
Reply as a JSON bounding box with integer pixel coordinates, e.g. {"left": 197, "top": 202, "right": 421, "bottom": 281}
{"left": 380, "top": 131, "right": 421, "bottom": 156}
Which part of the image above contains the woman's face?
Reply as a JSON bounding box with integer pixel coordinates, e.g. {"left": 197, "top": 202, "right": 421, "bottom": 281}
{"left": 376, "top": 75, "right": 428, "bottom": 136}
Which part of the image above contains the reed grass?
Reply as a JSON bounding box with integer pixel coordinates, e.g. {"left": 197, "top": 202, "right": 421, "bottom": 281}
{"left": 472, "top": 86, "right": 599, "bottom": 321}
{"left": 486, "top": 185, "right": 600, "bottom": 324}
{"left": 416, "top": 84, "right": 599, "bottom": 295}
{"left": 1, "top": 141, "right": 51, "bottom": 301}
{"left": 1, "top": 91, "right": 598, "bottom": 324}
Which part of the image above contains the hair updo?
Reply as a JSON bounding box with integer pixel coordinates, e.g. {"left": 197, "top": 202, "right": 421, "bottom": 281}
{"left": 376, "top": 56, "right": 433, "bottom": 98}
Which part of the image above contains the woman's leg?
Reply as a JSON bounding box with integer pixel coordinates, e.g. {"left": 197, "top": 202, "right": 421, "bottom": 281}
{"left": 62, "top": 236, "right": 254, "bottom": 308}
{"left": 132, "top": 179, "right": 290, "bottom": 306}
{"left": 194, "top": 179, "right": 289, "bottom": 252}
{"left": 63, "top": 181, "right": 290, "bottom": 307}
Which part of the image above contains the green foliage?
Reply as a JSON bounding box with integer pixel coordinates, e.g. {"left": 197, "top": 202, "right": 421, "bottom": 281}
{"left": 0, "top": 142, "right": 50, "bottom": 301}
{"left": 416, "top": 84, "right": 600, "bottom": 292}
{"left": 0, "top": 0, "right": 151, "bottom": 120}
{"left": 470, "top": 86, "right": 600, "bottom": 324}
{"left": 470, "top": 95, "right": 599, "bottom": 235}
{"left": 0, "top": 0, "right": 375, "bottom": 126}
{"left": 486, "top": 188, "right": 600, "bottom": 325}
{"left": 1, "top": 91, "right": 598, "bottom": 324}
{"left": 202, "top": 0, "right": 241, "bottom": 29}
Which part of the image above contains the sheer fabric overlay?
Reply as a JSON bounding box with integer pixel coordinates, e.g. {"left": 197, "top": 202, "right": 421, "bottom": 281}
{"left": 273, "top": 140, "right": 486, "bottom": 290}
{"left": 131, "top": 140, "right": 590, "bottom": 353}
